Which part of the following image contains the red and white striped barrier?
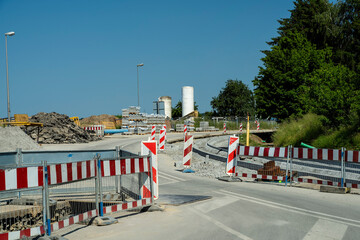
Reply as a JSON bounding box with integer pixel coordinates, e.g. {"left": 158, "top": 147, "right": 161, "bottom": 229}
{"left": 159, "top": 129, "right": 165, "bottom": 150}
{"left": 239, "top": 123, "right": 243, "bottom": 133}
{"left": 141, "top": 141, "right": 158, "bottom": 199}
{"left": 238, "top": 146, "right": 288, "bottom": 158}
{"left": 293, "top": 147, "right": 359, "bottom": 163}
{"left": 223, "top": 122, "right": 226, "bottom": 133}
{"left": 101, "top": 157, "right": 150, "bottom": 177}
{"left": 0, "top": 166, "right": 44, "bottom": 192}
{"left": 226, "top": 136, "right": 239, "bottom": 176}
{"left": 255, "top": 120, "right": 260, "bottom": 130}
{"left": 163, "top": 124, "right": 167, "bottom": 141}
{"left": 0, "top": 225, "right": 46, "bottom": 240}
{"left": 293, "top": 177, "right": 359, "bottom": 189}
{"left": 237, "top": 172, "right": 286, "bottom": 181}
{"left": 102, "top": 198, "right": 151, "bottom": 215}
{"left": 184, "top": 124, "right": 187, "bottom": 135}
{"left": 151, "top": 125, "right": 156, "bottom": 141}
{"left": 48, "top": 160, "right": 97, "bottom": 185}
{"left": 183, "top": 134, "right": 194, "bottom": 167}
{"left": 83, "top": 125, "right": 104, "bottom": 138}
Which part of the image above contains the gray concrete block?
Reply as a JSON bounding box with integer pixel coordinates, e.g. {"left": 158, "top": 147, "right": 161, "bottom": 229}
{"left": 93, "top": 216, "right": 118, "bottom": 226}
{"left": 218, "top": 176, "right": 242, "bottom": 182}
{"left": 320, "top": 186, "right": 351, "bottom": 194}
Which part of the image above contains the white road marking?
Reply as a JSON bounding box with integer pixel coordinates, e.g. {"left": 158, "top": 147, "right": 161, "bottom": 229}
{"left": 194, "top": 196, "right": 238, "bottom": 213}
{"left": 189, "top": 208, "right": 254, "bottom": 240}
{"left": 160, "top": 172, "right": 185, "bottom": 182}
{"left": 303, "top": 219, "right": 348, "bottom": 240}
{"left": 218, "top": 190, "right": 360, "bottom": 228}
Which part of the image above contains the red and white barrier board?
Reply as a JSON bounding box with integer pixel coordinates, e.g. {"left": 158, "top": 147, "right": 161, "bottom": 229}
{"left": 239, "top": 123, "right": 243, "bottom": 133}
{"left": 151, "top": 125, "right": 156, "bottom": 141}
{"left": 226, "top": 136, "right": 239, "bottom": 176}
{"left": 159, "top": 129, "right": 165, "bottom": 150}
{"left": 255, "top": 120, "right": 260, "bottom": 130}
{"left": 184, "top": 124, "right": 187, "bottom": 135}
{"left": 223, "top": 122, "right": 226, "bottom": 133}
{"left": 0, "top": 166, "right": 44, "bottom": 192}
{"left": 83, "top": 125, "right": 104, "bottom": 138}
{"left": 48, "top": 160, "right": 97, "bottom": 185}
{"left": 183, "top": 134, "right": 194, "bottom": 167}
{"left": 163, "top": 124, "right": 167, "bottom": 140}
{"left": 239, "top": 146, "right": 288, "bottom": 158}
{"left": 141, "top": 141, "right": 158, "bottom": 199}
{"left": 293, "top": 147, "right": 359, "bottom": 163}
{"left": 101, "top": 157, "right": 150, "bottom": 177}
{"left": 238, "top": 172, "right": 286, "bottom": 181}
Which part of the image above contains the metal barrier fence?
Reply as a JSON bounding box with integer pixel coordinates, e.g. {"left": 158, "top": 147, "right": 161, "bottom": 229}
{"left": 237, "top": 146, "right": 360, "bottom": 189}
{"left": 0, "top": 152, "right": 154, "bottom": 240}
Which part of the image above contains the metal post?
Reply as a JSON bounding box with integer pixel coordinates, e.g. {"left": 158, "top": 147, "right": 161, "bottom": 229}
{"left": 42, "top": 161, "right": 47, "bottom": 236}
{"left": 137, "top": 66, "right": 139, "bottom": 107}
{"left": 341, "top": 147, "right": 344, "bottom": 188}
{"left": 290, "top": 145, "right": 293, "bottom": 186}
{"left": 44, "top": 162, "right": 51, "bottom": 236}
{"left": 97, "top": 154, "right": 103, "bottom": 216}
{"left": 246, "top": 113, "right": 250, "bottom": 146}
{"left": 285, "top": 146, "right": 289, "bottom": 187}
{"left": 5, "top": 35, "right": 10, "bottom": 123}
{"left": 16, "top": 148, "right": 23, "bottom": 198}
{"left": 95, "top": 157, "right": 99, "bottom": 216}
{"left": 148, "top": 155, "right": 154, "bottom": 205}
{"left": 343, "top": 148, "right": 346, "bottom": 186}
{"left": 115, "top": 147, "right": 120, "bottom": 193}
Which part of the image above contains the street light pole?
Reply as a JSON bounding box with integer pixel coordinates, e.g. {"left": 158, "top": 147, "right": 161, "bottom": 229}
{"left": 136, "top": 63, "right": 144, "bottom": 108}
{"left": 5, "top": 31, "right": 15, "bottom": 123}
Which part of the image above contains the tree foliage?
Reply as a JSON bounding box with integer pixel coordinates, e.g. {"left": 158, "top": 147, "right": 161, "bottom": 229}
{"left": 172, "top": 101, "right": 199, "bottom": 119}
{"left": 211, "top": 80, "right": 254, "bottom": 117}
{"left": 254, "top": 0, "right": 360, "bottom": 127}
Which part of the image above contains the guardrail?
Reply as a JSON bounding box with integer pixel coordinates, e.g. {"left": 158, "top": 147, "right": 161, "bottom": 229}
{"left": 0, "top": 148, "right": 155, "bottom": 240}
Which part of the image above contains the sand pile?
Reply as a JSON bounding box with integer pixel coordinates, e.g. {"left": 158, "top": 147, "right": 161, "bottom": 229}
{"left": 0, "top": 126, "right": 40, "bottom": 152}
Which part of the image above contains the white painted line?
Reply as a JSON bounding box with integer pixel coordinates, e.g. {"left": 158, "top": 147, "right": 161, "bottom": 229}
{"left": 218, "top": 190, "right": 360, "bottom": 228}
{"left": 194, "top": 196, "right": 238, "bottom": 213}
{"left": 160, "top": 172, "right": 184, "bottom": 182}
{"left": 189, "top": 208, "right": 253, "bottom": 240}
{"left": 303, "top": 219, "right": 348, "bottom": 240}
{"left": 158, "top": 174, "right": 179, "bottom": 182}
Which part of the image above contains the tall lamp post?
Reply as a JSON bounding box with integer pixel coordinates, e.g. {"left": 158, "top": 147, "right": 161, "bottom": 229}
{"left": 5, "top": 31, "right": 15, "bottom": 123}
{"left": 136, "top": 63, "right": 144, "bottom": 108}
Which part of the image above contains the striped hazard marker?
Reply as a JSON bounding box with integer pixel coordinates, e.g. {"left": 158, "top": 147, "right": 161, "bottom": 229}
{"left": 255, "top": 120, "right": 260, "bottom": 130}
{"left": 183, "top": 134, "right": 195, "bottom": 173}
{"left": 223, "top": 122, "right": 226, "bottom": 133}
{"left": 159, "top": 129, "right": 165, "bottom": 150}
{"left": 184, "top": 124, "right": 187, "bottom": 135}
{"left": 141, "top": 140, "right": 158, "bottom": 199}
{"left": 239, "top": 123, "right": 243, "bottom": 133}
{"left": 226, "top": 136, "right": 239, "bottom": 176}
{"left": 163, "top": 124, "right": 167, "bottom": 141}
{"left": 151, "top": 125, "right": 156, "bottom": 141}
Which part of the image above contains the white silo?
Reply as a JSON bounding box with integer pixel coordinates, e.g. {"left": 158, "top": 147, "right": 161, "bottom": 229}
{"left": 182, "top": 86, "right": 194, "bottom": 117}
{"left": 158, "top": 96, "right": 172, "bottom": 119}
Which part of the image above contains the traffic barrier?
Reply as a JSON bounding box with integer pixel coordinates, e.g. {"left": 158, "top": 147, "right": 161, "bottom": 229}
{"left": 223, "top": 122, "right": 226, "bottom": 133}
{"left": 159, "top": 129, "right": 165, "bottom": 150}
{"left": 0, "top": 151, "right": 154, "bottom": 239}
{"left": 141, "top": 141, "right": 158, "bottom": 199}
{"left": 184, "top": 124, "right": 187, "bottom": 135}
{"left": 238, "top": 146, "right": 288, "bottom": 158}
{"left": 239, "top": 123, "right": 243, "bottom": 133}
{"left": 151, "top": 125, "right": 156, "bottom": 141}
{"left": 183, "top": 134, "right": 193, "bottom": 167}
{"left": 83, "top": 125, "right": 105, "bottom": 138}
{"left": 226, "top": 136, "right": 239, "bottom": 176}
{"left": 163, "top": 124, "right": 167, "bottom": 141}
{"left": 255, "top": 120, "right": 260, "bottom": 130}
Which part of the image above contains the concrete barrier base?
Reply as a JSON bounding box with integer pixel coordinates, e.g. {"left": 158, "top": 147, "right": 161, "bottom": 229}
{"left": 93, "top": 216, "right": 118, "bottom": 226}
{"left": 320, "top": 186, "right": 351, "bottom": 194}
{"left": 218, "top": 176, "right": 242, "bottom": 182}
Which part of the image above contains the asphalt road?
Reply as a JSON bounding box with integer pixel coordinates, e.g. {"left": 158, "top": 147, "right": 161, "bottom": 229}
{"left": 42, "top": 133, "right": 360, "bottom": 240}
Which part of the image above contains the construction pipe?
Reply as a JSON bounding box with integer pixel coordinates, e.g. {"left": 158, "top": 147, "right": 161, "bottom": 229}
{"left": 300, "top": 142, "right": 315, "bottom": 149}
{"left": 104, "top": 129, "right": 129, "bottom": 134}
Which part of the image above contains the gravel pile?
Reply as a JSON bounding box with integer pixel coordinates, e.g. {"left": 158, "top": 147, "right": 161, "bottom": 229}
{"left": 0, "top": 126, "right": 40, "bottom": 152}
{"left": 24, "top": 112, "right": 99, "bottom": 144}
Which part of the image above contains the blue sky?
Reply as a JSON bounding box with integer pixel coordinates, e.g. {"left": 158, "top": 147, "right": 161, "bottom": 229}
{"left": 0, "top": 0, "right": 294, "bottom": 118}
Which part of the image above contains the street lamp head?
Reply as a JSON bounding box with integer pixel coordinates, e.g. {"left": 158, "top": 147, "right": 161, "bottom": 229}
{"left": 5, "top": 32, "right": 15, "bottom": 36}
{"left": 137, "top": 63, "right": 144, "bottom": 67}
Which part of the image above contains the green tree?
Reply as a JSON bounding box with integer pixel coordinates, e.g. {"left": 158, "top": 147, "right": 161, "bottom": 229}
{"left": 254, "top": 31, "right": 332, "bottom": 120}
{"left": 211, "top": 80, "right": 254, "bottom": 117}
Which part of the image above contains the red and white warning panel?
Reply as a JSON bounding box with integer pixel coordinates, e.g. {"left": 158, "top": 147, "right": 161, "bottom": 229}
{"left": 226, "top": 136, "right": 239, "bottom": 176}
{"left": 0, "top": 166, "right": 44, "bottom": 192}
{"left": 141, "top": 140, "right": 158, "bottom": 200}
{"left": 159, "top": 129, "right": 165, "bottom": 150}
{"left": 184, "top": 124, "right": 187, "bottom": 135}
{"left": 239, "top": 123, "right": 243, "bottom": 133}
{"left": 223, "top": 122, "right": 226, "bottom": 133}
{"left": 238, "top": 146, "right": 288, "bottom": 158}
{"left": 151, "top": 125, "right": 156, "bottom": 141}
{"left": 183, "top": 134, "right": 194, "bottom": 167}
{"left": 255, "top": 120, "right": 260, "bottom": 130}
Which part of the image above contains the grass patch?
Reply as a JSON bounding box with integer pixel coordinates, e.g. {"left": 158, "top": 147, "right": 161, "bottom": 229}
{"left": 273, "top": 113, "right": 325, "bottom": 147}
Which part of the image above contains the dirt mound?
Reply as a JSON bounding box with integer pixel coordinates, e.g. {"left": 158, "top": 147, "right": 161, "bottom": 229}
{"left": 80, "top": 114, "right": 117, "bottom": 125}
{"left": 24, "top": 112, "right": 98, "bottom": 144}
{"left": 0, "top": 126, "right": 40, "bottom": 152}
